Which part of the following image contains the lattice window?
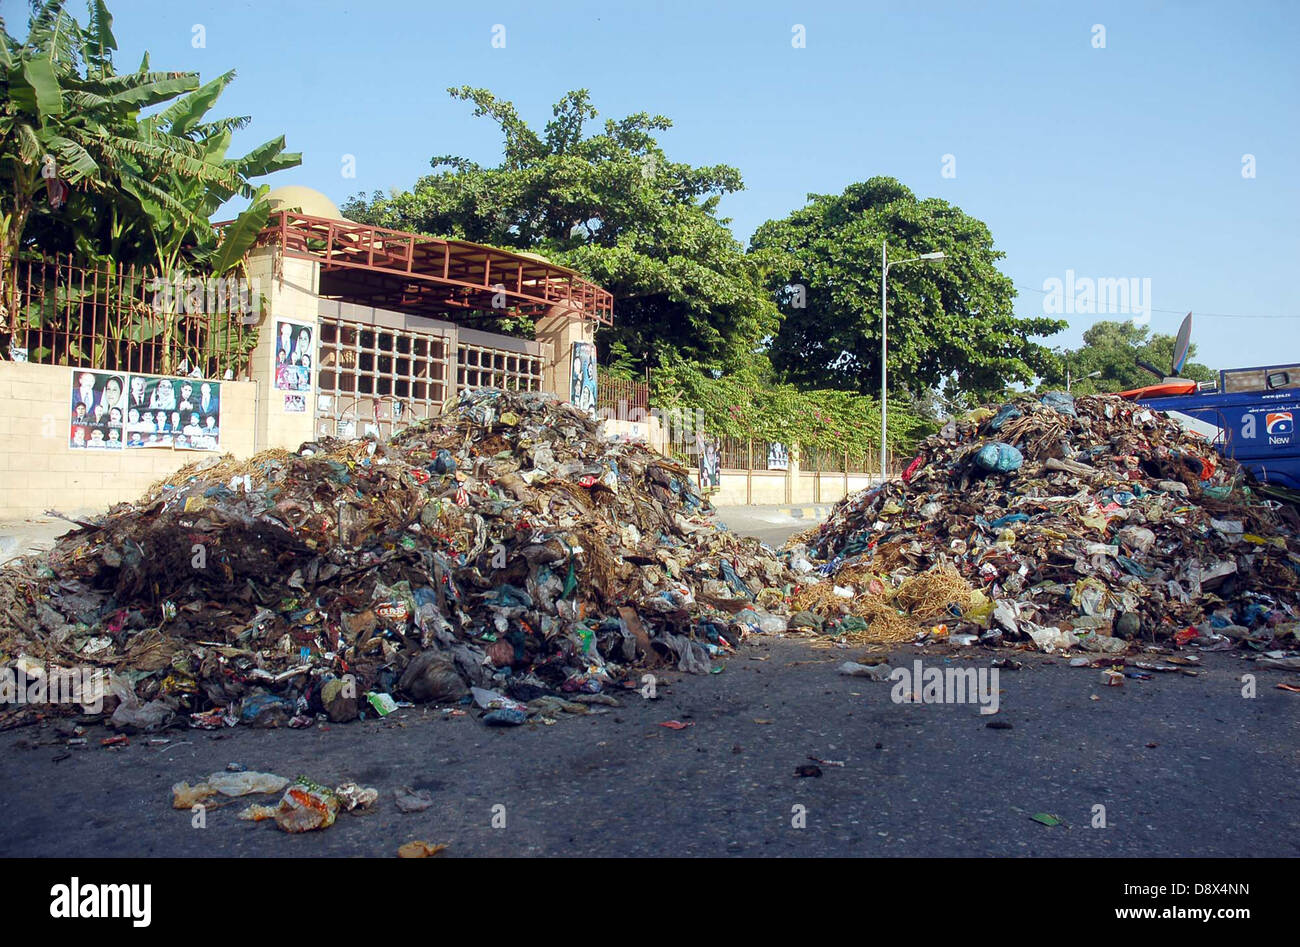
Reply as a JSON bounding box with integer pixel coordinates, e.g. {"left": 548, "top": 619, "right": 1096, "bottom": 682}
{"left": 456, "top": 342, "right": 543, "bottom": 393}
{"left": 316, "top": 317, "right": 450, "bottom": 440}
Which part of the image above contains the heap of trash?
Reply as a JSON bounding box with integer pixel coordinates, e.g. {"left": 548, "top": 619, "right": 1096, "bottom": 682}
{"left": 0, "top": 389, "right": 794, "bottom": 730}
{"left": 788, "top": 392, "right": 1300, "bottom": 654}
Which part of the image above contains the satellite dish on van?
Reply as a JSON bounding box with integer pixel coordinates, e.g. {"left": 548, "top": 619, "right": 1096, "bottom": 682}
{"left": 1170, "top": 312, "right": 1192, "bottom": 376}
{"left": 1137, "top": 311, "right": 1195, "bottom": 381}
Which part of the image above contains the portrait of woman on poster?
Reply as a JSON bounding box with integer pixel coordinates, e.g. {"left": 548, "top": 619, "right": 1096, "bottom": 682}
{"left": 149, "top": 378, "right": 176, "bottom": 411}
{"left": 91, "top": 374, "right": 124, "bottom": 423}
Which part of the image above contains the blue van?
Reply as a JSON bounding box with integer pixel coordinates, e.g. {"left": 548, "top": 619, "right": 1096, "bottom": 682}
{"left": 1130, "top": 363, "right": 1300, "bottom": 490}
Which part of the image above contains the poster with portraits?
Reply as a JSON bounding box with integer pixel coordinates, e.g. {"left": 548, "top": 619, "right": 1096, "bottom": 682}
{"left": 72, "top": 370, "right": 221, "bottom": 451}
{"left": 698, "top": 437, "right": 721, "bottom": 488}
{"left": 274, "top": 320, "right": 313, "bottom": 391}
{"left": 70, "top": 370, "right": 126, "bottom": 450}
{"left": 767, "top": 442, "right": 789, "bottom": 471}
{"left": 570, "top": 341, "right": 597, "bottom": 414}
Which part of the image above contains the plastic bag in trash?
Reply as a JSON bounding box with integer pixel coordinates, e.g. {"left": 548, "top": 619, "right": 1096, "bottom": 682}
{"left": 109, "top": 699, "right": 174, "bottom": 732}
{"left": 1039, "top": 391, "right": 1077, "bottom": 417}
{"left": 973, "top": 442, "right": 1024, "bottom": 473}
{"left": 987, "top": 403, "right": 1023, "bottom": 432}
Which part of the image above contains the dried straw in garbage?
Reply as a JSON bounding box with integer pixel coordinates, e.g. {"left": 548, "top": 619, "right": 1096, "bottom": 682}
{"left": 850, "top": 597, "right": 918, "bottom": 642}
{"left": 787, "top": 522, "right": 822, "bottom": 548}
{"left": 894, "top": 566, "right": 975, "bottom": 623}
{"left": 790, "top": 581, "right": 916, "bottom": 643}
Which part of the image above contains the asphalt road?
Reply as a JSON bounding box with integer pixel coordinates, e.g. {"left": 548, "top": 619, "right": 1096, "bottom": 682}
{"left": 712, "top": 504, "right": 832, "bottom": 548}
{"left": 2, "top": 507, "right": 1297, "bottom": 858}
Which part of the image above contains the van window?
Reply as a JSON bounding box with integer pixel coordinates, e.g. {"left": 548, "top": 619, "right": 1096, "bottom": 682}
{"left": 1223, "top": 366, "right": 1300, "bottom": 393}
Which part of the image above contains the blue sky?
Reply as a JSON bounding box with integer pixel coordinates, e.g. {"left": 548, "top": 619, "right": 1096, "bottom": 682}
{"left": 11, "top": 0, "right": 1299, "bottom": 369}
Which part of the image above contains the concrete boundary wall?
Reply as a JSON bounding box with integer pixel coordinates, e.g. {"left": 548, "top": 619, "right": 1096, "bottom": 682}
{"left": 710, "top": 470, "right": 878, "bottom": 507}
{"left": 0, "top": 361, "right": 256, "bottom": 520}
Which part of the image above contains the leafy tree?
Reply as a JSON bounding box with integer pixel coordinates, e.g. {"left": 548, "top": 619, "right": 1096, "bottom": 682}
{"left": 1041, "top": 320, "right": 1215, "bottom": 395}
{"left": 3, "top": 4, "right": 297, "bottom": 276}
{"left": 343, "top": 87, "right": 778, "bottom": 375}
{"left": 1, "top": 1, "right": 299, "bottom": 371}
{"left": 749, "top": 177, "right": 1066, "bottom": 401}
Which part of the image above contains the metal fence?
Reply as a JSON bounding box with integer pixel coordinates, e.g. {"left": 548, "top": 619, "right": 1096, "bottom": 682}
{"left": 4, "top": 254, "right": 257, "bottom": 380}
{"left": 596, "top": 375, "right": 650, "bottom": 413}
{"left": 666, "top": 428, "right": 905, "bottom": 476}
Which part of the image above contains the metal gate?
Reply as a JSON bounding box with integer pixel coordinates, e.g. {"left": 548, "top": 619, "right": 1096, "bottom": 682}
{"left": 315, "top": 317, "right": 546, "bottom": 441}
{"left": 315, "top": 316, "right": 453, "bottom": 440}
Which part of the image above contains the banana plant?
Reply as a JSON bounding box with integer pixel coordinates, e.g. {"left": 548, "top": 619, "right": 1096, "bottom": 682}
{"left": 120, "top": 67, "right": 299, "bottom": 372}
{"left": 0, "top": 1, "right": 230, "bottom": 331}
{"left": 1, "top": 1, "right": 297, "bottom": 375}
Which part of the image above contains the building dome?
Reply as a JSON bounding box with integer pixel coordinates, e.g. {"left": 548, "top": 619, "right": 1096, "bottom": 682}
{"left": 265, "top": 186, "right": 345, "bottom": 220}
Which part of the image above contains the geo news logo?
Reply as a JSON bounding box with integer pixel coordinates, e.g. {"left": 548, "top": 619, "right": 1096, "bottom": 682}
{"left": 1266, "top": 411, "right": 1293, "bottom": 446}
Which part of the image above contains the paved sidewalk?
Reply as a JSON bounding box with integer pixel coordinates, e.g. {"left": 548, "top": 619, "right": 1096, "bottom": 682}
{"left": 0, "top": 516, "right": 77, "bottom": 566}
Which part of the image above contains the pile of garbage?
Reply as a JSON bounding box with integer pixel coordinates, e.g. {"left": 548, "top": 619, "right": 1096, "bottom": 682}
{"left": 0, "top": 389, "right": 794, "bottom": 729}
{"left": 789, "top": 392, "right": 1300, "bottom": 653}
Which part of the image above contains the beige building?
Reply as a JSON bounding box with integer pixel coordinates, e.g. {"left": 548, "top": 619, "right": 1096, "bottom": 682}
{"left": 0, "top": 188, "right": 612, "bottom": 519}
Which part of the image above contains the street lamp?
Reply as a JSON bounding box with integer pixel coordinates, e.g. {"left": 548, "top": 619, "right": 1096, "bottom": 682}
{"left": 881, "top": 242, "right": 945, "bottom": 482}
{"left": 1066, "top": 368, "right": 1102, "bottom": 393}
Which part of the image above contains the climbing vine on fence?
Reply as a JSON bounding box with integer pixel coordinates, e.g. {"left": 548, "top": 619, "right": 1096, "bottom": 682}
{"left": 652, "top": 359, "right": 934, "bottom": 458}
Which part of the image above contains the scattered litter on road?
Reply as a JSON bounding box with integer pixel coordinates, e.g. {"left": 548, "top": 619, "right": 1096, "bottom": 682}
{"left": 397, "top": 840, "right": 448, "bottom": 858}
{"left": 394, "top": 786, "right": 435, "bottom": 813}
{"left": 237, "top": 778, "right": 361, "bottom": 833}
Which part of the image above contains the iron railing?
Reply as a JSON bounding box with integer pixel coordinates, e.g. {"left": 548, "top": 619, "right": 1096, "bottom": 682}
{"left": 596, "top": 375, "right": 650, "bottom": 413}
{"left": 4, "top": 254, "right": 257, "bottom": 380}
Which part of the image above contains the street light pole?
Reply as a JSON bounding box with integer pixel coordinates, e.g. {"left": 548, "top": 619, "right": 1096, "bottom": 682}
{"left": 1066, "top": 367, "right": 1102, "bottom": 393}
{"left": 880, "top": 242, "right": 944, "bottom": 483}
{"left": 881, "top": 241, "right": 888, "bottom": 484}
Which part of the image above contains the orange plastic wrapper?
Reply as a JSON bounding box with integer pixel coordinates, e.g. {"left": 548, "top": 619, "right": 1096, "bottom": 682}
{"left": 274, "top": 784, "right": 339, "bottom": 832}
{"left": 238, "top": 783, "right": 339, "bottom": 832}
{"left": 397, "top": 840, "right": 448, "bottom": 858}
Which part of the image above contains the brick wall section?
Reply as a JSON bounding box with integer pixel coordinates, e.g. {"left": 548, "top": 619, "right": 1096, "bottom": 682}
{"left": 0, "top": 362, "right": 256, "bottom": 520}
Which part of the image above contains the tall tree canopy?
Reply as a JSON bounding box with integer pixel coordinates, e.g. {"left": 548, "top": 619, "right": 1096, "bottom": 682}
{"left": 1042, "top": 320, "right": 1215, "bottom": 395}
{"left": 343, "top": 87, "right": 778, "bottom": 375}
{"left": 749, "top": 177, "right": 1065, "bottom": 400}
